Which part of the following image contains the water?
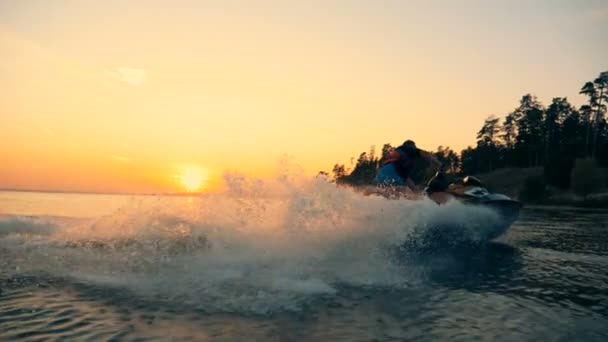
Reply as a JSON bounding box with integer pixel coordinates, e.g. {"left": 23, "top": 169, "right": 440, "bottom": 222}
{"left": 1, "top": 177, "right": 607, "bottom": 341}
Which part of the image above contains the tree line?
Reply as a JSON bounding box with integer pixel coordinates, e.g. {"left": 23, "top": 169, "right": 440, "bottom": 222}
{"left": 326, "top": 71, "right": 608, "bottom": 191}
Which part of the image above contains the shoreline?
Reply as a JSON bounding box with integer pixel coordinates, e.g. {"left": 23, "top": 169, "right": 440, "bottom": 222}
{"left": 0, "top": 189, "right": 211, "bottom": 197}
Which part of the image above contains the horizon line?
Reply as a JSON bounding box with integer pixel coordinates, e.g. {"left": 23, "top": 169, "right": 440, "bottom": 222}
{"left": 0, "top": 187, "right": 208, "bottom": 197}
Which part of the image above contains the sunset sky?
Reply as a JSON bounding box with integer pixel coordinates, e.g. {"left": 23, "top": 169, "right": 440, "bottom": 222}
{"left": 1, "top": 0, "right": 607, "bottom": 193}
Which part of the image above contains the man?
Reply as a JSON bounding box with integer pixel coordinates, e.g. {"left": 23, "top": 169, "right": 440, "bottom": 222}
{"left": 367, "top": 140, "right": 442, "bottom": 198}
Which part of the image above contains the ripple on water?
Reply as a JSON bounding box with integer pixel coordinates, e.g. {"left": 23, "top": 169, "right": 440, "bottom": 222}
{"left": 1, "top": 202, "right": 608, "bottom": 341}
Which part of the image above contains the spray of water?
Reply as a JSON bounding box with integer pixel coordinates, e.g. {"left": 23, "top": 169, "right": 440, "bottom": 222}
{"left": 0, "top": 169, "right": 505, "bottom": 314}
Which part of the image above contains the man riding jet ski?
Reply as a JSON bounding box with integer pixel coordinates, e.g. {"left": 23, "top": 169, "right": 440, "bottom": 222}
{"left": 361, "top": 140, "right": 441, "bottom": 198}
{"left": 362, "top": 140, "right": 522, "bottom": 240}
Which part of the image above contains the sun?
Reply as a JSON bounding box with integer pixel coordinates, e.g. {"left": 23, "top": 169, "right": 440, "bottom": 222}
{"left": 178, "top": 166, "right": 207, "bottom": 192}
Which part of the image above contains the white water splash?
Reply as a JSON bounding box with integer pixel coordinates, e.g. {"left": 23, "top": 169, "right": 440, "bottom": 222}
{"left": 0, "top": 172, "right": 505, "bottom": 314}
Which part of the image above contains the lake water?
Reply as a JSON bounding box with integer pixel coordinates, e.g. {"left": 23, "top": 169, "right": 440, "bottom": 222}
{"left": 1, "top": 184, "right": 607, "bottom": 341}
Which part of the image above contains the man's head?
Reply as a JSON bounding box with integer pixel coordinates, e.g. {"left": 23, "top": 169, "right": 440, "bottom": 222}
{"left": 399, "top": 140, "right": 420, "bottom": 157}
{"left": 401, "top": 140, "right": 417, "bottom": 149}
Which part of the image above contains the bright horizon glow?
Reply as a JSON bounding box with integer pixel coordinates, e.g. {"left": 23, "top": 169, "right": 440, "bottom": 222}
{"left": 177, "top": 166, "right": 207, "bottom": 192}
{"left": 1, "top": 1, "right": 607, "bottom": 193}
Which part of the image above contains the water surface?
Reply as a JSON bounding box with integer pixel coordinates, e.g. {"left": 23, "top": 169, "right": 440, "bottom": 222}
{"left": 1, "top": 187, "right": 607, "bottom": 341}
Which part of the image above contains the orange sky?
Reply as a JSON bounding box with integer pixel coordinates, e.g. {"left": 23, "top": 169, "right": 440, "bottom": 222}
{"left": 1, "top": 1, "right": 607, "bottom": 193}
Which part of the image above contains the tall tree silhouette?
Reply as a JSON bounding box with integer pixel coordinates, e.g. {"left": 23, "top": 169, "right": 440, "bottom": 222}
{"left": 332, "top": 164, "right": 347, "bottom": 183}
{"left": 338, "top": 148, "right": 381, "bottom": 185}
{"left": 434, "top": 146, "right": 460, "bottom": 174}
{"left": 476, "top": 116, "right": 501, "bottom": 171}
{"left": 544, "top": 98, "right": 578, "bottom": 188}
{"left": 579, "top": 71, "right": 608, "bottom": 157}
{"left": 580, "top": 81, "right": 598, "bottom": 156}
{"left": 514, "top": 94, "right": 545, "bottom": 167}
{"left": 591, "top": 72, "right": 608, "bottom": 158}
{"left": 501, "top": 113, "right": 516, "bottom": 167}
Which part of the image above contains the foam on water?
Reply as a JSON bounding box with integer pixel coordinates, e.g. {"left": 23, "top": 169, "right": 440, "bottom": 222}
{"left": 0, "top": 172, "right": 505, "bottom": 314}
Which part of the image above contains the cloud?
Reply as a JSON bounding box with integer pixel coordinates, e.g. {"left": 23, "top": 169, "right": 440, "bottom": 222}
{"left": 111, "top": 154, "right": 132, "bottom": 163}
{"left": 104, "top": 67, "right": 148, "bottom": 86}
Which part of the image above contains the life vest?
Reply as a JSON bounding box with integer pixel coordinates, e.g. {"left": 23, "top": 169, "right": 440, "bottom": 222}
{"left": 383, "top": 147, "right": 416, "bottom": 179}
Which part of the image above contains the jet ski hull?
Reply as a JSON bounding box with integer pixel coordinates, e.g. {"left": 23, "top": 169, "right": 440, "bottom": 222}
{"left": 406, "top": 198, "right": 522, "bottom": 252}
{"left": 446, "top": 191, "right": 521, "bottom": 238}
{"left": 475, "top": 199, "right": 522, "bottom": 240}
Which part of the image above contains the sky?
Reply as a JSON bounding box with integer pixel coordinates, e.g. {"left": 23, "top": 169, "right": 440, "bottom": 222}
{"left": 1, "top": 0, "right": 607, "bottom": 193}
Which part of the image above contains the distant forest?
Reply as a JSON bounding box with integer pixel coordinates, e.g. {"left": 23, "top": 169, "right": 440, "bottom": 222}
{"left": 325, "top": 71, "right": 608, "bottom": 191}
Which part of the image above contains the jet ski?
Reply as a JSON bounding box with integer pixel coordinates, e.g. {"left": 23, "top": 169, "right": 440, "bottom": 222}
{"left": 424, "top": 171, "right": 523, "bottom": 241}
{"left": 359, "top": 170, "right": 522, "bottom": 243}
